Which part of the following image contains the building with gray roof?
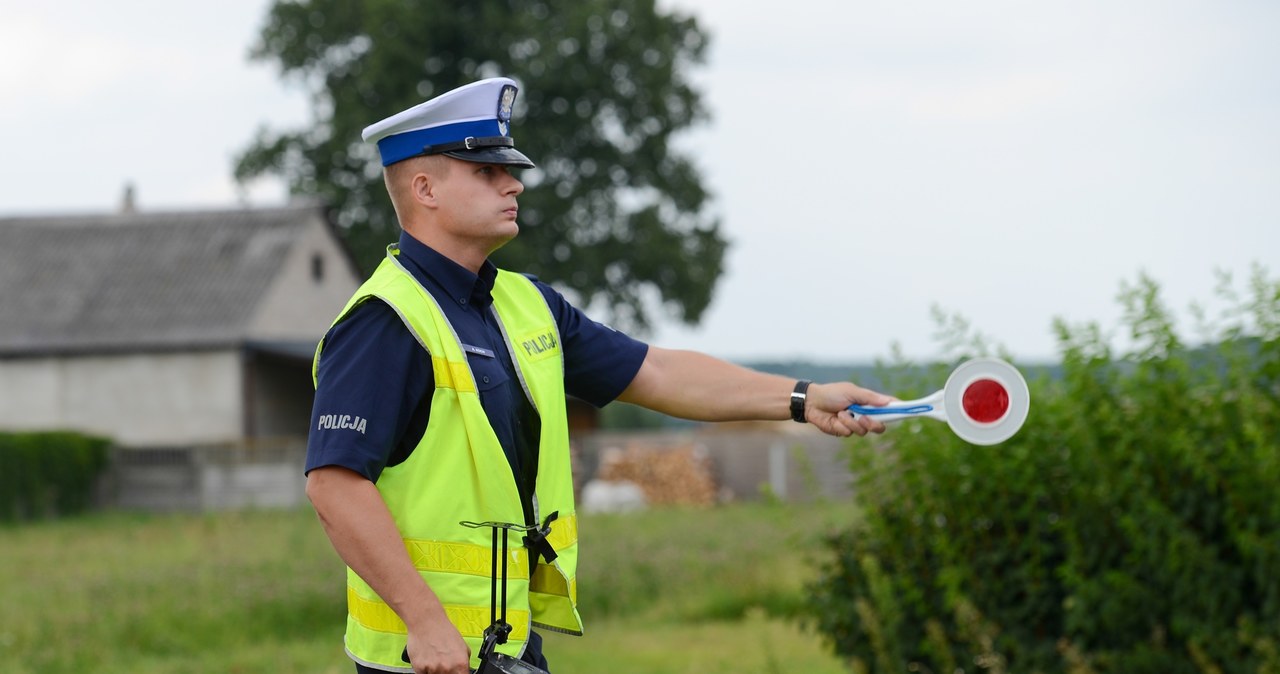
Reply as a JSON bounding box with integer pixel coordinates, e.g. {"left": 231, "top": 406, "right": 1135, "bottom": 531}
{"left": 0, "top": 204, "right": 361, "bottom": 449}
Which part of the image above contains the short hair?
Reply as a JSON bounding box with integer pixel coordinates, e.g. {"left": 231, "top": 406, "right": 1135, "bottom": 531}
{"left": 384, "top": 155, "right": 451, "bottom": 217}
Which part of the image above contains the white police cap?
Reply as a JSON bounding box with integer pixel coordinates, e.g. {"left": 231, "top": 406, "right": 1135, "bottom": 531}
{"left": 361, "top": 77, "right": 534, "bottom": 168}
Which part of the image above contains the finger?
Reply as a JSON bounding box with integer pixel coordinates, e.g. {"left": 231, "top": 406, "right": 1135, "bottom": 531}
{"left": 854, "top": 389, "right": 895, "bottom": 407}
{"left": 834, "top": 408, "right": 883, "bottom": 436}
{"left": 855, "top": 414, "right": 886, "bottom": 434}
{"left": 839, "top": 411, "right": 862, "bottom": 436}
{"left": 829, "top": 410, "right": 864, "bottom": 437}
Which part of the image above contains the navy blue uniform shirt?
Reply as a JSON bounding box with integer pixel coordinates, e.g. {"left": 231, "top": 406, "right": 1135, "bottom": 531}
{"left": 306, "top": 231, "right": 649, "bottom": 485}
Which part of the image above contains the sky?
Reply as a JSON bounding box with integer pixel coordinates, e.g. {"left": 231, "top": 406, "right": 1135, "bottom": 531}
{"left": 2, "top": 0, "right": 1278, "bottom": 365}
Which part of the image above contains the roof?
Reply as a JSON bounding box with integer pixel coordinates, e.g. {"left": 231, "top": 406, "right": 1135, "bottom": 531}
{"left": 0, "top": 204, "right": 347, "bottom": 356}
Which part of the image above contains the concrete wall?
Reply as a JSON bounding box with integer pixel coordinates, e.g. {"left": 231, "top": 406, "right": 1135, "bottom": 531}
{"left": 107, "top": 444, "right": 306, "bottom": 511}
{"left": 0, "top": 350, "right": 243, "bottom": 446}
{"left": 199, "top": 450, "right": 305, "bottom": 509}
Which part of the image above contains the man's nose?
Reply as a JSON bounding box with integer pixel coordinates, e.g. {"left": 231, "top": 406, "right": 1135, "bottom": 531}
{"left": 505, "top": 173, "right": 524, "bottom": 195}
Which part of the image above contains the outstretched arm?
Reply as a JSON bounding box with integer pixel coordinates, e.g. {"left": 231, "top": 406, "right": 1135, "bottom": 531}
{"left": 616, "top": 346, "right": 893, "bottom": 437}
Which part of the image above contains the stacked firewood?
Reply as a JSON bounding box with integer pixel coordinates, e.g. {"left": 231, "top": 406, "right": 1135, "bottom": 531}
{"left": 594, "top": 443, "right": 718, "bottom": 507}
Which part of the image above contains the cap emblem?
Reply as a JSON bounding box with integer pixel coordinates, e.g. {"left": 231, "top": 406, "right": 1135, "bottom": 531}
{"left": 497, "top": 84, "right": 516, "bottom": 136}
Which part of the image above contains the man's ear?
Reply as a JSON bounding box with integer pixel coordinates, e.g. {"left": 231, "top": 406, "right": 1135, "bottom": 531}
{"left": 410, "top": 171, "right": 437, "bottom": 208}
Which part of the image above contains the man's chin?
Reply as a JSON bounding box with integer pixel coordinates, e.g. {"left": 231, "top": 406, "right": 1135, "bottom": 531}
{"left": 487, "top": 225, "right": 520, "bottom": 252}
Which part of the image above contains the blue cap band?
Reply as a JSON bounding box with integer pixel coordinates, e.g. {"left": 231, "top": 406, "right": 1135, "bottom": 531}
{"left": 375, "top": 118, "right": 505, "bottom": 166}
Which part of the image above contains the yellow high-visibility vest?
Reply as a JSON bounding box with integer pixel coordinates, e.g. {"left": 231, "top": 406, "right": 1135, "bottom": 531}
{"left": 313, "top": 245, "right": 582, "bottom": 672}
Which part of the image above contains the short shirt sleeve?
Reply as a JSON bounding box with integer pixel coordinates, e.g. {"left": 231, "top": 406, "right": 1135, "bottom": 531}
{"left": 305, "top": 299, "right": 433, "bottom": 482}
{"left": 532, "top": 279, "right": 649, "bottom": 407}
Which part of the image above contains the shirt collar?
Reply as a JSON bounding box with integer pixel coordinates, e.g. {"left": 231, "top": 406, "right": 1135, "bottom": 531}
{"left": 396, "top": 231, "right": 497, "bottom": 310}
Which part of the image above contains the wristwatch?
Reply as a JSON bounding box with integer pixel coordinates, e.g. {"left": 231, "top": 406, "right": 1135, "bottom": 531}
{"left": 790, "top": 380, "right": 811, "bottom": 423}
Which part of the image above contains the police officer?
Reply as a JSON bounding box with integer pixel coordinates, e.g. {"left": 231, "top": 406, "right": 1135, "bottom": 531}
{"left": 305, "top": 77, "right": 892, "bottom": 674}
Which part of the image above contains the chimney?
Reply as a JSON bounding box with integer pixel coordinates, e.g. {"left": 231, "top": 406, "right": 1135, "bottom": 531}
{"left": 120, "top": 183, "right": 137, "bottom": 214}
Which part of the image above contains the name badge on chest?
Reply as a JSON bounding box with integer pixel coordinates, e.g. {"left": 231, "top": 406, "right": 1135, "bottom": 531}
{"left": 462, "top": 343, "right": 497, "bottom": 359}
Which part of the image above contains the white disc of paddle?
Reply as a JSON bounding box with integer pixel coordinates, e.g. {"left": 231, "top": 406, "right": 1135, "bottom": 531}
{"left": 940, "top": 358, "right": 1030, "bottom": 445}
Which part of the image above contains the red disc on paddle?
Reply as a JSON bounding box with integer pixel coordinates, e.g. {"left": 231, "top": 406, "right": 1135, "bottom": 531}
{"left": 961, "top": 378, "right": 1009, "bottom": 423}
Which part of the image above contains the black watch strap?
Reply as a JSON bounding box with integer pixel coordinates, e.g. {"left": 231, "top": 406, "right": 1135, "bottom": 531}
{"left": 790, "top": 380, "right": 812, "bottom": 423}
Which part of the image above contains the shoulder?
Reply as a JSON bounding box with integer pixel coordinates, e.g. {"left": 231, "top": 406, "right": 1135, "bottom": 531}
{"left": 504, "top": 273, "right": 643, "bottom": 346}
{"left": 320, "top": 297, "right": 427, "bottom": 365}
{"left": 518, "top": 274, "right": 576, "bottom": 315}
{"left": 327, "top": 296, "right": 402, "bottom": 339}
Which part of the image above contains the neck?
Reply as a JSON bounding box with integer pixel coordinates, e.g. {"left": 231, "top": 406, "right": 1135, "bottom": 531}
{"left": 401, "top": 222, "right": 500, "bottom": 274}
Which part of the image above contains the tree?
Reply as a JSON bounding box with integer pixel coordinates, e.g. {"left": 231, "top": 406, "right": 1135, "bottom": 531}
{"left": 236, "top": 0, "right": 727, "bottom": 332}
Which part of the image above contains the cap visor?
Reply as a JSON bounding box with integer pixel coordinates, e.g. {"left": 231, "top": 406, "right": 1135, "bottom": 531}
{"left": 442, "top": 146, "right": 535, "bottom": 169}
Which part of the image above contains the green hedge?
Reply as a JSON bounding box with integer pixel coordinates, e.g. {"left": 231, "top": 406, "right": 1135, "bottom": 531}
{"left": 808, "top": 269, "right": 1280, "bottom": 673}
{"left": 0, "top": 431, "right": 111, "bottom": 522}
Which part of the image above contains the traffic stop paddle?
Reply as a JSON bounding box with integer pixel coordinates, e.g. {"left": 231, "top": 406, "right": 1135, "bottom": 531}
{"left": 847, "top": 358, "right": 1031, "bottom": 445}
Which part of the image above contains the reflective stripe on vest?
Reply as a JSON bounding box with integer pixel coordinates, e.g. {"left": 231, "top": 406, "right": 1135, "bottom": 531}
{"left": 314, "top": 245, "right": 582, "bottom": 671}
{"left": 347, "top": 585, "right": 532, "bottom": 641}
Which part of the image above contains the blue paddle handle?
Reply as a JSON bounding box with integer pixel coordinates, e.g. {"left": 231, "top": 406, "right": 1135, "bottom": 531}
{"left": 847, "top": 404, "right": 934, "bottom": 416}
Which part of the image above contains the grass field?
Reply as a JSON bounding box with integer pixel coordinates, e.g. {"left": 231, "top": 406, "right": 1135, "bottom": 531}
{"left": 0, "top": 502, "right": 857, "bottom": 674}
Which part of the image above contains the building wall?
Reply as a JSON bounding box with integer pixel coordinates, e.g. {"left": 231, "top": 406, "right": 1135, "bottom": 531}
{"left": 248, "top": 215, "right": 363, "bottom": 342}
{"left": 0, "top": 350, "right": 243, "bottom": 447}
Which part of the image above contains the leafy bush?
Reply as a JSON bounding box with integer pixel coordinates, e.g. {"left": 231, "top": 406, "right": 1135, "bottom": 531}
{"left": 808, "top": 267, "right": 1280, "bottom": 673}
{"left": 0, "top": 431, "right": 111, "bottom": 522}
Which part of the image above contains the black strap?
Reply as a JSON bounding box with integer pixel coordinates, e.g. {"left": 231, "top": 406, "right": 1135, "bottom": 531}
{"left": 522, "top": 511, "right": 560, "bottom": 564}
{"left": 790, "top": 380, "right": 812, "bottom": 423}
{"left": 422, "top": 135, "right": 515, "bottom": 155}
